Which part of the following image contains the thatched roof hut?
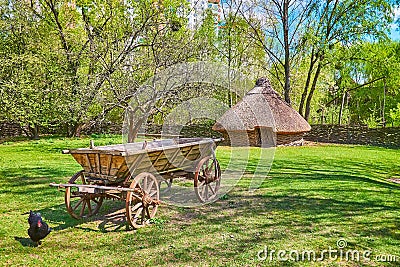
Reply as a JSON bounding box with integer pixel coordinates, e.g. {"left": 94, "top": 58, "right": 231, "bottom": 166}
{"left": 212, "top": 78, "right": 311, "bottom": 146}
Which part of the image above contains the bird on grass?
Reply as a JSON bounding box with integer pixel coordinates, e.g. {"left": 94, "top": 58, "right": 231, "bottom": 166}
{"left": 28, "top": 211, "right": 51, "bottom": 246}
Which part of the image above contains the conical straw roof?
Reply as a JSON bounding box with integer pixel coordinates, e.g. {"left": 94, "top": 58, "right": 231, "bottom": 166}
{"left": 213, "top": 78, "right": 311, "bottom": 134}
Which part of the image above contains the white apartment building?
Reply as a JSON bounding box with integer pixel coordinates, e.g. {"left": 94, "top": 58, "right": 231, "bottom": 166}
{"left": 187, "top": 0, "right": 222, "bottom": 29}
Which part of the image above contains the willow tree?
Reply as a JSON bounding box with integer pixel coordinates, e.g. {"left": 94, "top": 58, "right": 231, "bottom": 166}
{"left": 299, "top": 0, "right": 394, "bottom": 121}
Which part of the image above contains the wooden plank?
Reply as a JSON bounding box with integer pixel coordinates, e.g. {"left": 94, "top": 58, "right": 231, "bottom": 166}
{"left": 85, "top": 154, "right": 94, "bottom": 173}
{"left": 49, "top": 183, "right": 143, "bottom": 197}
{"left": 99, "top": 154, "right": 108, "bottom": 174}
{"left": 161, "top": 147, "right": 182, "bottom": 172}
{"left": 124, "top": 153, "right": 146, "bottom": 182}
{"left": 96, "top": 153, "right": 101, "bottom": 174}
{"left": 66, "top": 138, "right": 221, "bottom": 184}
{"left": 83, "top": 172, "right": 118, "bottom": 181}
{"left": 176, "top": 145, "right": 195, "bottom": 168}
{"left": 107, "top": 154, "right": 113, "bottom": 176}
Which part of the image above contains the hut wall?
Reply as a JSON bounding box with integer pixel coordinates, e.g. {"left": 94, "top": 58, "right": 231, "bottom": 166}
{"left": 220, "top": 127, "right": 276, "bottom": 147}
{"left": 221, "top": 131, "right": 251, "bottom": 146}
{"left": 258, "top": 127, "right": 276, "bottom": 147}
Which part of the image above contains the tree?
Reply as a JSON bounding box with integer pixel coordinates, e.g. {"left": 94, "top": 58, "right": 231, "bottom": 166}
{"left": 299, "top": 0, "right": 393, "bottom": 121}
{"left": 0, "top": 0, "right": 195, "bottom": 137}
{"left": 216, "top": 4, "right": 266, "bottom": 106}
{"left": 0, "top": 0, "right": 66, "bottom": 138}
{"left": 239, "top": 0, "right": 315, "bottom": 105}
{"left": 314, "top": 40, "right": 400, "bottom": 126}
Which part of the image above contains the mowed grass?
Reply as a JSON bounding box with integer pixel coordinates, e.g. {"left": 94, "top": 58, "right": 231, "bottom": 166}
{"left": 0, "top": 136, "right": 400, "bottom": 266}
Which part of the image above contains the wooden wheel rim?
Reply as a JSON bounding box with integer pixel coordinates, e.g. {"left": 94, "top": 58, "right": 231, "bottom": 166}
{"left": 65, "top": 170, "right": 104, "bottom": 219}
{"left": 126, "top": 172, "right": 159, "bottom": 229}
{"left": 194, "top": 156, "right": 221, "bottom": 203}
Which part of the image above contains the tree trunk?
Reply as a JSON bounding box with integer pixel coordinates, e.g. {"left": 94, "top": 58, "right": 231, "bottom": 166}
{"left": 338, "top": 91, "right": 346, "bottom": 125}
{"left": 299, "top": 51, "right": 317, "bottom": 116}
{"left": 74, "top": 123, "right": 84, "bottom": 137}
{"left": 27, "top": 123, "right": 40, "bottom": 140}
{"left": 283, "top": 0, "right": 291, "bottom": 106}
{"left": 382, "top": 79, "right": 386, "bottom": 127}
{"left": 127, "top": 111, "right": 146, "bottom": 143}
{"left": 304, "top": 61, "right": 323, "bottom": 121}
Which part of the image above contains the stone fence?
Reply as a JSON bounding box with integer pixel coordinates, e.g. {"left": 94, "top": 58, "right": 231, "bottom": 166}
{"left": 144, "top": 124, "right": 222, "bottom": 138}
{"left": 2, "top": 120, "right": 399, "bottom": 148}
{"left": 0, "top": 122, "right": 23, "bottom": 139}
{"left": 304, "top": 125, "right": 400, "bottom": 148}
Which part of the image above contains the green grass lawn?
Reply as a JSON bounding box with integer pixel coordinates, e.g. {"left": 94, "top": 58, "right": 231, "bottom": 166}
{"left": 0, "top": 136, "right": 400, "bottom": 266}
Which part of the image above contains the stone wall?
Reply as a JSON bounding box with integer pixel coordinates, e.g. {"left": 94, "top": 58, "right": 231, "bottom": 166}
{"left": 304, "top": 125, "right": 400, "bottom": 148}
{"left": 145, "top": 124, "right": 222, "bottom": 139}
{"left": 0, "top": 122, "right": 23, "bottom": 139}
{"left": 277, "top": 133, "right": 306, "bottom": 145}
{"left": 3, "top": 120, "right": 398, "bottom": 148}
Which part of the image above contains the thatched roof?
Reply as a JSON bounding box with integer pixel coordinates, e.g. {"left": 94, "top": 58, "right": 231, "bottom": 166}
{"left": 212, "top": 78, "right": 311, "bottom": 134}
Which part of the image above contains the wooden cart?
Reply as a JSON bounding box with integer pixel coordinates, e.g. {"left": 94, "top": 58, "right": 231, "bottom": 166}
{"left": 50, "top": 138, "right": 222, "bottom": 229}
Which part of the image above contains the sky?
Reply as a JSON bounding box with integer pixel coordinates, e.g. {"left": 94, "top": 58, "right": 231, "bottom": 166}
{"left": 390, "top": 8, "right": 400, "bottom": 40}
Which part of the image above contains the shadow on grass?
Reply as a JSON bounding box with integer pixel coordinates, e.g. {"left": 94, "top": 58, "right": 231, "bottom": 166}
{"left": 14, "top": 236, "right": 38, "bottom": 247}
{"left": 36, "top": 200, "right": 129, "bottom": 233}
{"left": 269, "top": 157, "right": 400, "bottom": 189}
{"left": 0, "top": 167, "right": 77, "bottom": 181}
{"left": 3, "top": 142, "right": 400, "bottom": 265}
{"left": 144, "top": 187, "right": 400, "bottom": 266}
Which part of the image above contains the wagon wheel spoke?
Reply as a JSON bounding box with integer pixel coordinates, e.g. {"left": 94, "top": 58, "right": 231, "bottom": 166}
{"left": 135, "top": 207, "right": 143, "bottom": 219}
{"left": 201, "top": 168, "right": 207, "bottom": 178}
{"left": 73, "top": 198, "right": 84, "bottom": 211}
{"left": 65, "top": 171, "right": 104, "bottom": 220}
{"left": 141, "top": 208, "right": 146, "bottom": 224}
{"left": 126, "top": 172, "right": 159, "bottom": 229}
{"left": 87, "top": 199, "right": 93, "bottom": 215}
{"left": 131, "top": 202, "right": 142, "bottom": 212}
{"left": 194, "top": 156, "right": 221, "bottom": 203}
{"left": 142, "top": 175, "right": 148, "bottom": 191}
{"left": 136, "top": 183, "right": 143, "bottom": 192}
{"left": 80, "top": 199, "right": 87, "bottom": 217}
{"left": 208, "top": 184, "right": 216, "bottom": 195}
{"left": 147, "top": 180, "right": 155, "bottom": 192}
{"left": 200, "top": 182, "right": 207, "bottom": 197}
{"left": 145, "top": 207, "right": 151, "bottom": 218}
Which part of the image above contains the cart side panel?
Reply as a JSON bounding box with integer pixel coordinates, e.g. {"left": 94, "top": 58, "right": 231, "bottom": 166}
{"left": 99, "top": 154, "right": 112, "bottom": 175}
{"left": 69, "top": 138, "right": 217, "bottom": 184}
{"left": 71, "top": 152, "right": 129, "bottom": 183}
{"left": 71, "top": 153, "right": 93, "bottom": 173}
{"left": 112, "top": 155, "right": 129, "bottom": 181}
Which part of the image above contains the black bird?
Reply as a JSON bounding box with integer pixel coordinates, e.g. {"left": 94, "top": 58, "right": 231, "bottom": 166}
{"left": 28, "top": 211, "right": 51, "bottom": 245}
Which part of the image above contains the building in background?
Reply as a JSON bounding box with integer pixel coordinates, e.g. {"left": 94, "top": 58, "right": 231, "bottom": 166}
{"left": 187, "top": 0, "right": 223, "bottom": 30}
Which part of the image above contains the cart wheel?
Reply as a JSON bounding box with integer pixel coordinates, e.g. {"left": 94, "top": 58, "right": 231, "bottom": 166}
{"left": 194, "top": 156, "right": 221, "bottom": 203}
{"left": 126, "top": 172, "right": 160, "bottom": 229}
{"left": 65, "top": 170, "right": 104, "bottom": 219}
